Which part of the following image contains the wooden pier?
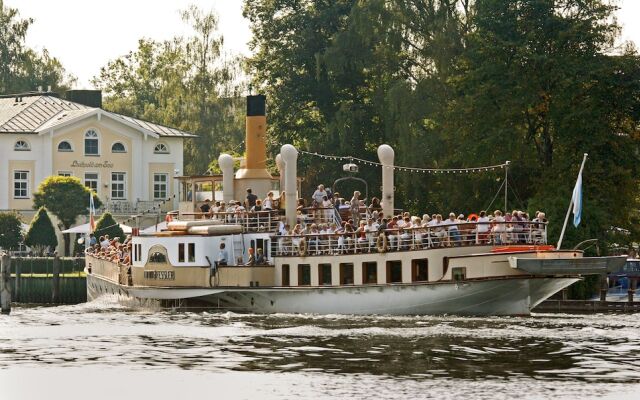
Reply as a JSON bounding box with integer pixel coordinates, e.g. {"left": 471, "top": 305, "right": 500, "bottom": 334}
{"left": 534, "top": 299, "right": 640, "bottom": 313}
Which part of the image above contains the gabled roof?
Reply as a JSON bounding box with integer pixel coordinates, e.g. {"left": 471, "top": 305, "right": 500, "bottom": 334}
{"left": 0, "top": 95, "right": 196, "bottom": 138}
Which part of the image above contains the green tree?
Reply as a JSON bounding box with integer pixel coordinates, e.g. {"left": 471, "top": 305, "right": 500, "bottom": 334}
{"left": 94, "top": 212, "right": 124, "bottom": 240}
{"left": 0, "top": 0, "right": 74, "bottom": 94}
{"left": 24, "top": 207, "right": 58, "bottom": 256}
{"left": 32, "top": 176, "right": 102, "bottom": 256}
{"left": 245, "top": 0, "right": 640, "bottom": 250}
{"left": 0, "top": 212, "right": 23, "bottom": 251}
{"left": 92, "top": 6, "right": 245, "bottom": 175}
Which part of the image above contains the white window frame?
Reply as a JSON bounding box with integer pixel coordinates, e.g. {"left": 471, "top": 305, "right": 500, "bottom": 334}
{"left": 13, "top": 170, "right": 29, "bottom": 199}
{"left": 111, "top": 172, "right": 127, "bottom": 200}
{"left": 84, "top": 129, "right": 100, "bottom": 156}
{"left": 14, "top": 140, "right": 30, "bottom": 151}
{"left": 153, "top": 142, "right": 169, "bottom": 154}
{"left": 57, "top": 140, "right": 73, "bottom": 152}
{"left": 84, "top": 172, "right": 99, "bottom": 193}
{"left": 153, "top": 173, "right": 169, "bottom": 200}
{"left": 111, "top": 141, "right": 127, "bottom": 153}
{"left": 58, "top": 171, "right": 72, "bottom": 177}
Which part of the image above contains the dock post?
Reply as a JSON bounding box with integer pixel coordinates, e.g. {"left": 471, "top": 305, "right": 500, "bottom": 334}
{"left": 599, "top": 274, "right": 608, "bottom": 302}
{"left": 14, "top": 258, "right": 20, "bottom": 303}
{"left": 52, "top": 255, "right": 60, "bottom": 303}
{"left": 1, "top": 253, "right": 11, "bottom": 314}
{"left": 629, "top": 278, "right": 637, "bottom": 303}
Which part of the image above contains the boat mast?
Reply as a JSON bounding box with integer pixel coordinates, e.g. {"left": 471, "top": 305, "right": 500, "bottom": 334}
{"left": 504, "top": 161, "right": 510, "bottom": 212}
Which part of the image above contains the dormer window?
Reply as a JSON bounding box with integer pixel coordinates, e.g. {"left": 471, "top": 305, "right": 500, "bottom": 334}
{"left": 154, "top": 143, "right": 169, "bottom": 154}
{"left": 84, "top": 129, "right": 99, "bottom": 155}
{"left": 111, "top": 142, "right": 126, "bottom": 153}
{"left": 14, "top": 140, "right": 30, "bottom": 151}
{"left": 57, "top": 141, "right": 72, "bottom": 152}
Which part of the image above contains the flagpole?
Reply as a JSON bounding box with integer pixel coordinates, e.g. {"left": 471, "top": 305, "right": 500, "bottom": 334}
{"left": 557, "top": 153, "right": 588, "bottom": 249}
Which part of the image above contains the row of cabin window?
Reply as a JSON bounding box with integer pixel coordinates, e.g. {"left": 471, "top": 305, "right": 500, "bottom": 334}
{"left": 280, "top": 260, "right": 464, "bottom": 286}
{"left": 14, "top": 136, "right": 170, "bottom": 155}
{"left": 178, "top": 243, "right": 196, "bottom": 263}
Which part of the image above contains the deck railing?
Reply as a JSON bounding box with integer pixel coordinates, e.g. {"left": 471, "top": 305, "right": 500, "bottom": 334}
{"left": 270, "top": 221, "right": 548, "bottom": 257}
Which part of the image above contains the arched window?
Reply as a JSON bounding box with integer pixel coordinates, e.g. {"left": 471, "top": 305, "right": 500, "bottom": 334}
{"left": 14, "top": 140, "right": 30, "bottom": 151}
{"left": 154, "top": 143, "right": 169, "bottom": 154}
{"left": 111, "top": 142, "right": 126, "bottom": 153}
{"left": 84, "top": 129, "right": 99, "bottom": 155}
{"left": 57, "top": 140, "right": 72, "bottom": 152}
{"left": 149, "top": 252, "right": 167, "bottom": 263}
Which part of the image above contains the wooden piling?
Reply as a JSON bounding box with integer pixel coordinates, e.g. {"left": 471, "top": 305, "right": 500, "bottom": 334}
{"left": 599, "top": 274, "right": 608, "bottom": 302}
{"left": 1, "top": 254, "right": 11, "bottom": 314}
{"left": 629, "top": 278, "right": 637, "bottom": 303}
{"left": 15, "top": 258, "right": 20, "bottom": 303}
{"left": 52, "top": 255, "right": 60, "bottom": 303}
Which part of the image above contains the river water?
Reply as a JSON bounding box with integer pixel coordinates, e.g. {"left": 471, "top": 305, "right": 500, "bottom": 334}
{"left": 1, "top": 298, "right": 639, "bottom": 399}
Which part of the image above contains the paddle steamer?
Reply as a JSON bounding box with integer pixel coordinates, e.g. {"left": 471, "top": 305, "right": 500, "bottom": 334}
{"left": 85, "top": 95, "right": 625, "bottom": 315}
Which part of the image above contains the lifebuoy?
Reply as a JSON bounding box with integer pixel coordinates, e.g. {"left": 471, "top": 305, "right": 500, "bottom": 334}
{"left": 468, "top": 213, "right": 479, "bottom": 222}
{"left": 298, "top": 238, "right": 308, "bottom": 256}
{"left": 376, "top": 234, "right": 388, "bottom": 253}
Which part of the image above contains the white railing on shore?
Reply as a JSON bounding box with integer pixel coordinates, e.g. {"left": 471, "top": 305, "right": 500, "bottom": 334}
{"left": 270, "top": 221, "right": 548, "bottom": 256}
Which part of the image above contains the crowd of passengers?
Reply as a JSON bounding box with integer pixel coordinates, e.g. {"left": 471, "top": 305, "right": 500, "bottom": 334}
{"left": 273, "top": 184, "right": 548, "bottom": 255}
{"left": 85, "top": 233, "right": 132, "bottom": 266}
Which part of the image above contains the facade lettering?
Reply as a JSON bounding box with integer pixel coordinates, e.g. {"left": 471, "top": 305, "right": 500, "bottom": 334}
{"left": 71, "top": 160, "right": 115, "bottom": 168}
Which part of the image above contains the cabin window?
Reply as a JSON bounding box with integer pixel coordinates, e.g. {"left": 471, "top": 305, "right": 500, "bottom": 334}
{"left": 178, "top": 243, "right": 185, "bottom": 262}
{"left": 149, "top": 252, "right": 166, "bottom": 263}
{"left": 188, "top": 243, "right": 195, "bottom": 262}
{"left": 134, "top": 244, "right": 142, "bottom": 262}
{"left": 298, "top": 264, "right": 311, "bottom": 286}
{"left": 363, "top": 262, "right": 377, "bottom": 284}
{"left": 412, "top": 259, "right": 429, "bottom": 282}
{"left": 319, "top": 263, "right": 332, "bottom": 286}
{"left": 452, "top": 267, "right": 466, "bottom": 281}
{"left": 340, "top": 263, "right": 354, "bottom": 285}
{"left": 282, "top": 264, "right": 290, "bottom": 286}
{"left": 386, "top": 260, "right": 403, "bottom": 283}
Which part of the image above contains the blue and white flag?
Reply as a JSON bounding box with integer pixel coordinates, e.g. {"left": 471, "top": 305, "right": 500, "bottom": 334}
{"left": 571, "top": 170, "right": 582, "bottom": 227}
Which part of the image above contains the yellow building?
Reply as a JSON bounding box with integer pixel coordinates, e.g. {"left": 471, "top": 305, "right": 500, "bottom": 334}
{"left": 0, "top": 91, "right": 195, "bottom": 219}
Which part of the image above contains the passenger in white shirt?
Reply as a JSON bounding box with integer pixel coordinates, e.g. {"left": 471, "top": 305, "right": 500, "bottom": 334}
{"left": 476, "top": 210, "right": 490, "bottom": 244}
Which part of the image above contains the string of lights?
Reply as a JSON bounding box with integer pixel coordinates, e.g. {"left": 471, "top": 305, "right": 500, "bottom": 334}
{"left": 297, "top": 149, "right": 510, "bottom": 174}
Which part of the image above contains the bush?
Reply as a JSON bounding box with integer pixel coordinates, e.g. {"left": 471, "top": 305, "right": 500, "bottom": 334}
{"left": 94, "top": 212, "right": 124, "bottom": 240}
{"left": 24, "top": 207, "right": 58, "bottom": 256}
{"left": 0, "top": 212, "right": 23, "bottom": 251}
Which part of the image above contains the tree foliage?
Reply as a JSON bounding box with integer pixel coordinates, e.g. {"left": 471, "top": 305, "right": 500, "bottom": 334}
{"left": 244, "top": 0, "right": 640, "bottom": 249}
{"left": 94, "top": 212, "right": 124, "bottom": 240}
{"left": 0, "top": 0, "right": 74, "bottom": 94}
{"left": 92, "top": 6, "right": 246, "bottom": 175}
{"left": 32, "top": 176, "right": 102, "bottom": 255}
{"left": 24, "top": 207, "right": 58, "bottom": 256}
{"left": 0, "top": 212, "right": 23, "bottom": 251}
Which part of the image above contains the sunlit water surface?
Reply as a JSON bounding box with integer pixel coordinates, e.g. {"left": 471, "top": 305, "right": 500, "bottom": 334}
{"left": 1, "top": 297, "right": 639, "bottom": 399}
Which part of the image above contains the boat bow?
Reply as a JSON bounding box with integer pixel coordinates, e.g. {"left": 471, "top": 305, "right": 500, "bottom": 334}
{"left": 508, "top": 255, "right": 626, "bottom": 275}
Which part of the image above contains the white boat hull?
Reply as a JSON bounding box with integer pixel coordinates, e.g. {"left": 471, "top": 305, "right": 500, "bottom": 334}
{"left": 87, "top": 273, "right": 578, "bottom": 316}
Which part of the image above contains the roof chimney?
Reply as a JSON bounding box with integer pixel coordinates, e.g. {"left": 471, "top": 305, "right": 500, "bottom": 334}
{"left": 65, "top": 90, "right": 102, "bottom": 108}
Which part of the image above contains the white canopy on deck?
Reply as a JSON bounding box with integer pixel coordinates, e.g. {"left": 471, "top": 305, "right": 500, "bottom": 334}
{"left": 61, "top": 222, "right": 133, "bottom": 234}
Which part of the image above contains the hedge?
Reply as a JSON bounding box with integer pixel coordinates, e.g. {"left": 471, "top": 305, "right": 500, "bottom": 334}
{"left": 9, "top": 257, "right": 85, "bottom": 275}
